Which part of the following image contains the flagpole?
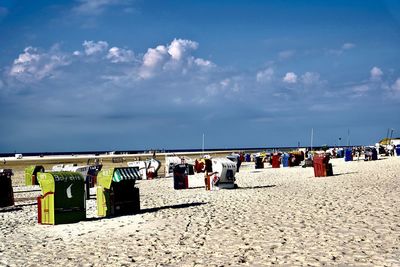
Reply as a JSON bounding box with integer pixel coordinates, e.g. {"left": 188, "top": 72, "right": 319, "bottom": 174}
{"left": 347, "top": 128, "right": 350, "bottom": 146}
{"left": 311, "top": 128, "right": 314, "bottom": 151}
{"left": 202, "top": 133, "right": 205, "bottom": 153}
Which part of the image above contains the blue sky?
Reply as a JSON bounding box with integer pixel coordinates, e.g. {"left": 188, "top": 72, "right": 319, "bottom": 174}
{"left": 1, "top": 0, "right": 400, "bottom": 152}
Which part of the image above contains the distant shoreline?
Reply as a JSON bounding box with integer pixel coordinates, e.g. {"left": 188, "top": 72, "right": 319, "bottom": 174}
{"left": 0, "top": 145, "right": 360, "bottom": 158}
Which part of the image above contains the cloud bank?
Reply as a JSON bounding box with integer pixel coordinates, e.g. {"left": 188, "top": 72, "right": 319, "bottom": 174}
{"left": 1, "top": 38, "right": 399, "bottom": 152}
{"left": 7, "top": 46, "right": 70, "bottom": 84}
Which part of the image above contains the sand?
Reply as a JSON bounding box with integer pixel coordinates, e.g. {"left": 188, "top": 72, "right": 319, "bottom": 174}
{"left": 1, "top": 156, "right": 400, "bottom": 266}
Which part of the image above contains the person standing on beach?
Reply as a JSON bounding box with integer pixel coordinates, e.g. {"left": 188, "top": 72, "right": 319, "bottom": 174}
{"left": 204, "top": 159, "right": 214, "bottom": 190}
{"left": 204, "top": 170, "right": 210, "bottom": 190}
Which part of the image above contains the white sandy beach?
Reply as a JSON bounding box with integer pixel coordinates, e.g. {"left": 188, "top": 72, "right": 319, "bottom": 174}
{"left": 1, "top": 156, "right": 400, "bottom": 266}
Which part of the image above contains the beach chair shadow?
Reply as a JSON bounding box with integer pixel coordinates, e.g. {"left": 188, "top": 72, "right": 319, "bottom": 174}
{"left": 332, "top": 171, "right": 359, "bottom": 176}
{"left": 305, "top": 171, "right": 359, "bottom": 178}
{"left": 15, "top": 202, "right": 37, "bottom": 208}
{"left": 85, "top": 202, "right": 207, "bottom": 221}
{"left": 236, "top": 185, "right": 276, "bottom": 190}
{"left": 0, "top": 206, "right": 23, "bottom": 213}
{"left": 138, "top": 202, "right": 207, "bottom": 214}
{"left": 187, "top": 186, "right": 206, "bottom": 190}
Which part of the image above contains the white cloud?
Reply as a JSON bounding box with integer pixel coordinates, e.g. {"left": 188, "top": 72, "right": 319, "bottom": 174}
{"left": 301, "top": 72, "right": 320, "bottom": 85}
{"left": 256, "top": 67, "right": 274, "bottom": 83}
{"left": 329, "top": 42, "right": 356, "bottom": 55}
{"left": 232, "top": 83, "right": 240, "bottom": 92}
{"left": 168, "top": 39, "right": 198, "bottom": 61}
{"left": 142, "top": 45, "right": 168, "bottom": 68}
{"left": 283, "top": 72, "right": 297, "bottom": 84}
{"left": 372, "top": 77, "right": 400, "bottom": 99}
{"left": 205, "top": 83, "right": 219, "bottom": 96}
{"left": 73, "top": 0, "right": 129, "bottom": 15}
{"left": 83, "top": 40, "right": 109, "bottom": 56}
{"left": 8, "top": 46, "right": 70, "bottom": 83}
{"left": 353, "top": 84, "right": 369, "bottom": 93}
{"left": 205, "top": 78, "right": 241, "bottom": 96}
{"left": 342, "top": 43, "right": 355, "bottom": 50}
{"left": 220, "top": 78, "right": 230, "bottom": 88}
{"left": 139, "top": 45, "right": 168, "bottom": 78}
{"left": 278, "top": 50, "right": 295, "bottom": 60}
{"left": 173, "top": 97, "right": 183, "bottom": 104}
{"left": 107, "top": 47, "right": 134, "bottom": 63}
{"left": 351, "top": 84, "right": 369, "bottom": 97}
{"left": 392, "top": 78, "right": 400, "bottom": 92}
{"left": 10, "top": 47, "right": 40, "bottom": 74}
{"left": 370, "top": 66, "right": 383, "bottom": 81}
{"left": 194, "top": 58, "right": 213, "bottom": 67}
{"left": 3, "top": 39, "right": 218, "bottom": 107}
{"left": 139, "top": 39, "right": 213, "bottom": 79}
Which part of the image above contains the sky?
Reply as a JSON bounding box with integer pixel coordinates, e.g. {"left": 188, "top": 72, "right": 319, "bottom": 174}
{"left": 1, "top": 0, "right": 400, "bottom": 153}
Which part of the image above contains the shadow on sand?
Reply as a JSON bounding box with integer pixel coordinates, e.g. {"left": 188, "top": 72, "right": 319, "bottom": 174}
{"left": 0, "top": 201, "right": 39, "bottom": 213}
{"left": 306, "top": 171, "right": 358, "bottom": 178}
{"left": 187, "top": 186, "right": 206, "bottom": 190}
{"left": 332, "top": 172, "right": 358, "bottom": 176}
{"left": 236, "top": 185, "right": 276, "bottom": 190}
{"left": 15, "top": 202, "right": 37, "bottom": 208}
{"left": 0, "top": 206, "right": 23, "bottom": 213}
{"left": 139, "top": 202, "right": 207, "bottom": 214}
{"left": 85, "top": 202, "right": 207, "bottom": 221}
